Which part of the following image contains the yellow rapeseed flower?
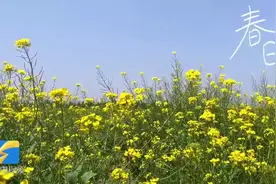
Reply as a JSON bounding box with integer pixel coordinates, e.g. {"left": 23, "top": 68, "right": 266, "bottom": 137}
{"left": 55, "top": 146, "right": 75, "bottom": 162}
{"left": 15, "top": 38, "right": 31, "bottom": 48}
{"left": 124, "top": 148, "right": 142, "bottom": 162}
{"left": 200, "top": 109, "right": 215, "bottom": 122}
{"left": 17, "top": 69, "right": 26, "bottom": 75}
{"left": 188, "top": 97, "right": 197, "bottom": 105}
{"left": 143, "top": 177, "right": 160, "bottom": 184}
{"left": 228, "top": 150, "right": 246, "bottom": 165}
{"left": 0, "top": 170, "right": 14, "bottom": 183}
{"left": 223, "top": 78, "right": 236, "bottom": 86}
{"left": 49, "top": 88, "right": 70, "bottom": 101}
{"left": 117, "top": 92, "right": 135, "bottom": 107}
{"left": 3, "top": 64, "right": 15, "bottom": 72}
{"left": 25, "top": 153, "right": 41, "bottom": 165}
{"left": 20, "top": 179, "right": 29, "bottom": 184}
{"left": 185, "top": 69, "right": 201, "bottom": 81}
{"left": 207, "top": 128, "right": 220, "bottom": 138}
{"left": 210, "top": 158, "right": 220, "bottom": 166}
{"left": 120, "top": 72, "right": 127, "bottom": 76}
{"left": 105, "top": 92, "right": 118, "bottom": 98}
{"left": 111, "top": 168, "right": 129, "bottom": 182}
{"left": 84, "top": 98, "right": 94, "bottom": 104}
{"left": 24, "top": 167, "right": 34, "bottom": 176}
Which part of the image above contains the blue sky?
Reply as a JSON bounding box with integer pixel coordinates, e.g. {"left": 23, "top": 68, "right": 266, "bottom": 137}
{"left": 0, "top": 0, "right": 275, "bottom": 98}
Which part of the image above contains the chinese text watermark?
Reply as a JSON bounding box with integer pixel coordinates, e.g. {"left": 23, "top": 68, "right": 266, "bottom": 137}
{"left": 230, "top": 5, "right": 276, "bottom": 66}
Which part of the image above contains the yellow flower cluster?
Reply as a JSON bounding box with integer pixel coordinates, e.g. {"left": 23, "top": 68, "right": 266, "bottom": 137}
{"left": 75, "top": 113, "right": 102, "bottom": 133}
{"left": 0, "top": 170, "right": 14, "bottom": 183}
{"left": 55, "top": 146, "right": 75, "bottom": 161}
{"left": 207, "top": 128, "right": 228, "bottom": 147}
{"left": 84, "top": 97, "right": 94, "bottom": 105}
{"left": 134, "top": 87, "right": 146, "bottom": 101}
{"left": 124, "top": 148, "right": 142, "bottom": 162}
{"left": 200, "top": 109, "right": 215, "bottom": 122}
{"left": 185, "top": 69, "right": 201, "bottom": 81}
{"left": 183, "top": 143, "right": 202, "bottom": 161}
{"left": 3, "top": 63, "right": 15, "bottom": 72}
{"left": 105, "top": 92, "right": 118, "bottom": 98}
{"left": 15, "top": 38, "right": 31, "bottom": 48}
{"left": 24, "top": 167, "right": 34, "bottom": 176}
{"left": 49, "top": 88, "right": 70, "bottom": 101}
{"left": 143, "top": 177, "right": 160, "bottom": 184}
{"left": 24, "top": 153, "right": 41, "bottom": 165}
{"left": 228, "top": 149, "right": 268, "bottom": 174}
{"left": 111, "top": 168, "right": 129, "bottom": 182}
{"left": 117, "top": 92, "right": 135, "bottom": 107}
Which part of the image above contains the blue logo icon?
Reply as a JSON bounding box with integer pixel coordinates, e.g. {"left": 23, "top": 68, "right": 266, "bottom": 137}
{"left": 0, "top": 141, "right": 19, "bottom": 164}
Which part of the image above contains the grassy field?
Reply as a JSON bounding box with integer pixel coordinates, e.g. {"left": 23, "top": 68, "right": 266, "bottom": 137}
{"left": 0, "top": 39, "right": 276, "bottom": 183}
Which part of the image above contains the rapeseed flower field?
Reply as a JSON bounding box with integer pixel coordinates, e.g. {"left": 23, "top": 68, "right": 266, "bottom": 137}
{"left": 0, "top": 38, "right": 275, "bottom": 183}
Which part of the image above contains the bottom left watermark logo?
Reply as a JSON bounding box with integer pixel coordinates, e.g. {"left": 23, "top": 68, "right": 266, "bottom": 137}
{"left": 0, "top": 140, "right": 20, "bottom": 164}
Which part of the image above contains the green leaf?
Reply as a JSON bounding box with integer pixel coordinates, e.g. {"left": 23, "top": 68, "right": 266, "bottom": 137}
{"left": 66, "top": 163, "right": 83, "bottom": 184}
{"left": 10, "top": 179, "right": 20, "bottom": 184}
{"left": 27, "top": 142, "right": 37, "bottom": 153}
{"left": 29, "top": 134, "right": 35, "bottom": 142}
{"left": 66, "top": 171, "right": 79, "bottom": 184}
{"left": 74, "top": 163, "right": 83, "bottom": 173}
{"left": 81, "top": 171, "right": 97, "bottom": 184}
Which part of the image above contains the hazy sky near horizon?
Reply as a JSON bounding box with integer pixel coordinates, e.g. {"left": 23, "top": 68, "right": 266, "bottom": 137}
{"left": 0, "top": 1, "right": 276, "bottom": 98}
